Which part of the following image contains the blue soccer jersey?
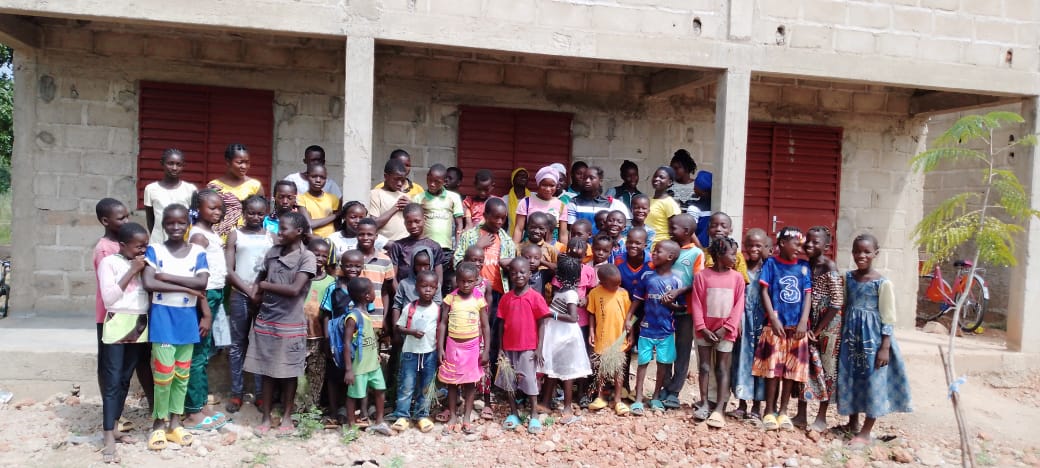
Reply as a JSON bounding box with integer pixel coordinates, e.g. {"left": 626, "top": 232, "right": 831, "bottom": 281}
{"left": 633, "top": 271, "right": 684, "bottom": 339}
{"left": 758, "top": 256, "right": 812, "bottom": 327}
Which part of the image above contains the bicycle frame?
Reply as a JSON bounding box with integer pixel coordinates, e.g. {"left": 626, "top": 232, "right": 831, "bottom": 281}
{"left": 925, "top": 265, "right": 990, "bottom": 309}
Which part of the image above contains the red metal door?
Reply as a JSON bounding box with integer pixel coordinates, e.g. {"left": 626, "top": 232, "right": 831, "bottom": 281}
{"left": 743, "top": 122, "right": 843, "bottom": 250}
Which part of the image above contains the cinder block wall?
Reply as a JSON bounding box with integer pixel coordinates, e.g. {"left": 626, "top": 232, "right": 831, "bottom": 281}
{"left": 12, "top": 20, "right": 346, "bottom": 313}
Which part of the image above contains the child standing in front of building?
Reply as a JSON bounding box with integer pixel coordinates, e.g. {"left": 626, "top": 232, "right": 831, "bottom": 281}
{"left": 520, "top": 211, "right": 559, "bottom": 274}
{"left": 144, "top": 148, "right": 198, "bottom": 244}
{"left": 209, "top": 143, "right": 263, "bottom": 239}
{"left": 463, "top": 169, "right": 496, "bottom": 230}
{"left": 184, "top": 189, "right": 228, "bottom": 432}
{"left": 141, "top": 204, "right": 211, "bottom": 451}
{"left": 369, "top": 159, "right": 412, "bottom": 242}
{"left": 690, "top": 237, "right": 746, "bottom": 428}
{"left": 97, "top": 222, "right": 151, "bottom": 464}
{"left": 320, "top": 249, "right": 366, "bottom": 424}
{"left": 538, "top": 255, "right": 592, "bottom": 428}
{"left": 301, "top": 238, "right": 336, "bottom": 410}
{"left": 796, "top": 225, "right": 845, "bottom": 432}
{"left": 298, "top": 163, "right": 341, "bottom": 239}
{"left": 496, "top": 258, "right": 550, "bottom": 432}
{"left": 623, "top": 194, "right": 655, "bottom": 243}
{"left": 339, "top": 277, "right": 393, "bottom": 435}
{"left": 389, "top": 270, "right": 441, "bottom": 433}
{"left": 645, "top": 167, "right": 682, "bottom": 246}
{"left": 658, "top": 214, "right": 703, "bottom": 410}
{"left": 438, "top": 262, "right": 490, "bottom": 435}
{"left": 264, "top": 180, "right": 311, "bottom": 235}
{"left": 838, "top": 234, "right": 912, "bottom": 447}
{"left": 754, "top": 226, "right": 812, "bottom": 432}
{"left": 412, "top": 164, "right": 463, "bottom": 273}
{"left": 731, "top": 228, "right": 770, "bottom": 421}
{"left": 327, "top": 201, "right": 389, "bottom": 259}
{"left": 243, "top": 212, "right": 317, "bottom": 437}
{"left": 625, "top": 240, "right": 683, "bottom": 416}
{"left": 586, "top": 264, "right": 632, "bottom": 416}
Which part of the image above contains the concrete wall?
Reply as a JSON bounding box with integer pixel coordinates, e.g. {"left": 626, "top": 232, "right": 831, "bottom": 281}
{"left": 11, "top": 20, "right": 346, "bottom": 313}
{"left": 371, "top": 49, "right": 924, "bottom": 327}
{"left": 921, "top": 103, "right": 1025, "bottom": 322}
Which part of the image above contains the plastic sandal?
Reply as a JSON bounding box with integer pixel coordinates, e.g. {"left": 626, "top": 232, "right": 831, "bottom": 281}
{"left": 692, "top": 405, "right": 711, "bottom": 420}
{"left": 147, "top": 429, "right": 167, "bottom": 451}
{"left": 366, "top": 422, "right": 393, "bottom": 436}
{"left": 226, "top": 396, "right": 243, "bottom": 414}
{"left": 462, "top": 423, "right": 477, "bottom": 435}
{"left": 778, "top": 414, "right": 794, "bottom": 430}
{"left": 503, "top": 414, "right": 521, "bottom": 430}
{"left": 441, "top": 423, "right": 460, "bottom": 436}
{"left": 588, "top": 397, "right": 609, "bottom": 411}
{"left": 116, "top": 417, "right": 134, "bottom": 433}
{"left": 480, "top": 405, "right": 495, "bottom": 420}
{"left": 630, "top": 402, "right": 646, "bottom": 416}
{"left": 559, "top": 415, "right": 582, "bottom": 425}
{"left": 527, "top": 417, "right": 543, "bottom": 434}
{"left": 165, "top": 427, "right": 194, "bottom": 446}
{"left": 763, "top": 414, "right": 779, "bottom": 431}
{"left": 662, "top": 393, "right": 681, "bottom": 409}
{"left": 435, "top": 409, "right": 452, "bottom": 423}
{"left": 391, "top": 418, "right": 411, "bottom": 432}
{"left": 706, "top": 411, "right": 726, "bottom": 428}
{"left": 649, "top": 399, "right": 665, "bottom": 411}
{"left": 274, "top": 425, "right": 296, "bottom": 438}
{"left": 615, "top": 402, "right": 631, "bottom": 416}
{"left": 417, "top": 417, "right": 434, "bottom": 433}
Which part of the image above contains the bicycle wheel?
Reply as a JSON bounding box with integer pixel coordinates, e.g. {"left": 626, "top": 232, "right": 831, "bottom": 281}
{"left": 959, "top": 276, "right": 987, "bottom": 333}
{"left": 916, "top": 275, "right": 945, "bottom": 322}
{"left": 0, "top": 284, "right": 9, "bottom": 319}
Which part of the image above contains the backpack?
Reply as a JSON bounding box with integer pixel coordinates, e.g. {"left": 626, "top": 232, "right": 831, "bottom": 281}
{"left": 328, "top": 308, "right": 364, "bottom": 369}
{"left": 404, "top": 301, "right": 419, "bottom": 329}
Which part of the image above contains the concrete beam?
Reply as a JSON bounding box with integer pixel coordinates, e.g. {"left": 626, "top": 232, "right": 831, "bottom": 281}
{"left": 0, "top": 14, "right": 41, "bottom": 50}
{"left": 342, "top": 35, "right": 375, "bottom": 205}
{"left": 648, "top": 68, "right": 716, "bottom": 97}
{"left": 909, "top": 91, "right": 1018, "bottom": 116}
{"left": 712, "top": 67, "right": 751, "bottom": 237}
{"left": 1006, "top": 96, "right": 1040, "bottom": 353}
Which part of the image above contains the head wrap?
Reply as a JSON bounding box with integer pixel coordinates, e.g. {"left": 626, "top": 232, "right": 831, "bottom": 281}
{"left": 549, "top": 163, "right": 567, "bottom": 179}
{"left": 695, "top": 171, "right": 713, "bottom": 191}
{"left": 535, "top": 166, "right": 559, "bottom": 184}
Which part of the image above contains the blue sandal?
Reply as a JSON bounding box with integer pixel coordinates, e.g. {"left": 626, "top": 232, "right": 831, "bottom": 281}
{"left": 527, "top": 417, "right": 543, "bottom": 434}
{"left": 503, "top": 414, "right": 521, "bottom": 431}
{"left": 662, "top": 393, "right": 681, "bottom": 409}
{"left": 649, "top": 399, "right": 665, "bottom": 411}
{"left": 630, "top": 402, "right": 646, "bottom": 416}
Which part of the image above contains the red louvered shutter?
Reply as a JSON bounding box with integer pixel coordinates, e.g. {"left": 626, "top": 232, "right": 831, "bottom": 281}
{"left": 743, "top": 122, "right": 843, "bottom": 252}
{"left": 137, "top": 82, "right": 274, "bottom": 208}
{"left": 456, "top": 106, "right": 572, "bottom": 198}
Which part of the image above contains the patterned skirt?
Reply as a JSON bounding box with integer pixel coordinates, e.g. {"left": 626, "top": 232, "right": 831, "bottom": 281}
{"left": 836, "top": 306, "right": 912, "bottom": 418}
{"left": 752, "top": 327, "right": 809, "bottom": 382}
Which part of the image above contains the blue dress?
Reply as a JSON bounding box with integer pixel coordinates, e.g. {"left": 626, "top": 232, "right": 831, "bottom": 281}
{"left": 732, "top": 266, "right": 766, "bottom": 401}
{"left": 837, "top": 272, "right": 912, "bottom": 418}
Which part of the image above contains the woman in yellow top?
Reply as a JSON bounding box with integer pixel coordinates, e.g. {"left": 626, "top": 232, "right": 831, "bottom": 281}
{"left": 646, "top": 166, "right": 682, "bottom": 246}
{"left": 208, "top": 143, "right": 264, "bottom": 239}
{"left": 505, "top": 167, "right": 530, "bottom": 238}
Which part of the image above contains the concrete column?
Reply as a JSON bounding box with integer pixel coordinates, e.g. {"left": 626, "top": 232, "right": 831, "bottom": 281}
{"left": 1006, "top": 96, "right": 1040, "bottom": 352}
{"left": 10, "top": 50, "right": 38, "bottom": 313}
{"left": 343, "top": 35, "right": 375, "bottom": 205}
{"left": 712, "top": 67, "right": 752, "bottom": 237}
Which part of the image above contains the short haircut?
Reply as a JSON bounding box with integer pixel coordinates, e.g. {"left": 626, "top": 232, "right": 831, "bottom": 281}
{"left": 509, "top": 256, "right": 530, "bottom": 272}
{"left": 670, "top": 149, "right": 696, "bottom": 173}
{"left": 307, "top": 237, "right": 331, "bottom": 251}
{"left": 570, "top": 161, "right": 588, "bottom": 174}
{"left": 273, "top": 179, "right": 298, "bottom": 193}
{"left": 447, "top": 166, "right": 463, "bottom": 179}
{"left": 571, "top": 218, "right": 592, "bottom": 231}
{"left": 475, "top": 169, "right": 494, "bottom": 183}
{"left": 626, "top": 226, "right": 647, "bottom": 240}
{"left": 619, "top": 160, "right": 637, "bottom": 173}
{"left": 428, "top": 163, "right": 447, "bottom": 175}
{"left": 745, "top": 227, "right": 771, "bottom": 246}
{"left": 456, "top": 261, "right": 480, "bottom": 278}
{"left": 384, "top": 159, "right": 407, "bottom": 175}
{"left": 224, "top": 143, "right": 248, "bottom": 161}
{"left": 306, "top": 162, "right": 327, "bottom": 174}
{"left": 808, "top": 225, "right": 833, "bottom": 244}
{"left": 357, "top": 217, "right": 378, "bottom": 230}
{"left": 403, "top": 202, "right": 424, "bottom": 217}
{"left": 243, "top": 195, "right": 269, "bottom": 212}
{"left": 527, "top": 211, "right": 550, "bottom": 226}
{"left": 341, "top": 249, "right": 364, "bottom": 264}
{"left": 655, "top": 239, "right": 681, "bottom": 258}
{"left": 464, "top": 245, "right": 484, "bottom": 260}
{"left": 597, "top": 263, "right": 621, "bottom": 282}
{"left": 711, "top": 211, "right": 732, "bottom": 224}
{"left": 592, "top": 234, "right": 614, "bottom": 247}
{"left": 117, "top": 222, "right": 148, "bottom": 243}
{"left": 520, "top": 242, "right": 542, "bottom": 256}
{"left": 280, "top": 211, "right": 308, "bottom": 231}
{"left": 415, "top": 269, "right": 439, "bottom": 284}
{"left": 95, "top": 198, "right": 125, "bottom": 221}
{"left": 672, "top": 213, "right": 696, "bottom": 230}
{"left": 389, "top": 149, "right": 410, "bottom": 161}
{"left": 607, "top": 210, "right": 626, "bottom": 221}
{"left": 588, "top": 166, "right": 605, "bottom": 179}
{"left": 304, "top": 145, "right": 325, "bottom": 157}
{"left": 632, "top": 193, "right": 650, "bottom": 204}
{"left": 163, "top": 203, "right": 189, "bottom": 219}
{"left": 854, "top": 232, "right": 879, "bottom": 249}
{"left": 347, "top": 277, "right": 372, "bottom": 304}
{"left": 161, "top": 148, "right": 183, "bottom": 164}
{"left": 484, "top": 197, "right": 507, "bottom": 213}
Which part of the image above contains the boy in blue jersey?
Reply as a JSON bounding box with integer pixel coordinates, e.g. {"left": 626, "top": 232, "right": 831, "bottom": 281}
{"left": 624, "top": 239, "right": 684, "bottom": 416}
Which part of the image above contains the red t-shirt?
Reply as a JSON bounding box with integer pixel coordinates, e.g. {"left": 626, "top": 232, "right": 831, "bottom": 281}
{"left": 497, "top": 287, "right": 550, "bottom": 351}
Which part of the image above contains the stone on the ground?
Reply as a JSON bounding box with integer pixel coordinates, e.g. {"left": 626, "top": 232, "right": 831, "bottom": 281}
{"left": 891, "top": 447, "right": 915, "bottom": 463}
{"left": 922, "top": 322, "right": 948, "bottom": 335}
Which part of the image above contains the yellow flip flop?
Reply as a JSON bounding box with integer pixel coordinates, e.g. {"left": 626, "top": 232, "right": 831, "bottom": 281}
{"left": 391, "top": 417, "right": 411, "bottom": 431}
{"left": 147, "top": 429, "right": 167, "bottom": 451}
{"left": 615, "top": 402, "right": 631, "bottom": 416}
{"left": 165, "top": 427, "right": 194, "bottom": 446}
{"left": 417, "top": 417, "right": 434, "bottom": 433}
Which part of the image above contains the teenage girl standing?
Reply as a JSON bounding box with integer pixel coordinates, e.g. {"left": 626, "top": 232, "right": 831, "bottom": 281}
{"left": 144, "top": 148, "right": 197, "bottom": 244}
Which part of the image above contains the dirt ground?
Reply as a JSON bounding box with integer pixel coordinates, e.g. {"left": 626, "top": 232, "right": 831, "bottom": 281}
{"left": 1, "top": 353, "right": 1039, "bottom": 468}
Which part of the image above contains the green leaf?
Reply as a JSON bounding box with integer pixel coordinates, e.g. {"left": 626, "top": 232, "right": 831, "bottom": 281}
{"left": 1015, "top": 134, "right": 1038, "bottom": 147}
{"left": 910, "top": 147, "right": 987, "bottom": 173}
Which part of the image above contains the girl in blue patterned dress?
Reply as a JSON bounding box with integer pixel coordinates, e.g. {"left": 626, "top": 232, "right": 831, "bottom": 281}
{"left": 838, "top": 233, "right": 912, "bottom": 447}
{"left": 731, "top": 228, "right": 770, "bottom": 420}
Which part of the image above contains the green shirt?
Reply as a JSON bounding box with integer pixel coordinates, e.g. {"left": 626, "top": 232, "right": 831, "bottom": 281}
{"left": 413, "top": 190, "right": 464, "bottom": 249}
{"left": 349, "top": 310, "right": 379, "bottom": 374}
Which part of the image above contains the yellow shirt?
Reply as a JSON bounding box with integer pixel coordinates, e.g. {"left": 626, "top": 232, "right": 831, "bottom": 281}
{"left": 587, "top": 286, "right": 631, "bottom": 354}
{"left": 298, "top": 191, "right": 340, "bottom": 238}
{"left": 374, "top": 180, "right": 425, "bottom": 198}
{"left": 646, "top": 196, "right": 681, "bottom": 245}
{"left": 704, "top": 252, "right": 751, "bottom": 284}
{"left": 445, "top": 292, "right": 486, "bottom": 340}
{"left": 208, "top": 178, "right": 262, "bottom": 202}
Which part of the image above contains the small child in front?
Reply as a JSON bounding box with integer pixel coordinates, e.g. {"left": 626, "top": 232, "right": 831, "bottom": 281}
{"left": 97, "top": 222, "right": 151, "bottom": 463}
{"left": 438, "top": 262, "right": 490, "bottom": 435}
{"left": 587, "top": 264, "right": 632, "bottom": 416}
{"left": 389, "top": 270, "right": 441, "bottom": 433}
{"left": 690, "top": 237, "right": 746, "bottom": 428}
{"left": 625, "top": 240, "right": 683, "bottom": 416}
{"left": 302, "top": 238, "right": 335, "bottom": 410}
{"left": 496, "top": 258, "right": 550, "bottom": 432}
{"left": 753, "top": 226, "right": 812, "bottom": 431}
{"left": 320, "top": 250, "right": 366, "bottom": 424}
{"left": 732, "top": 228, "right": 771, "bottom": 420}
{"left": 538, "top": 255, "right": 592, "bottom": 427}
{"left": 340, "top": 277, "right": 393, "bottom": 435}
{"left": 838, "top": 234, "right": 912, "bottom": 447}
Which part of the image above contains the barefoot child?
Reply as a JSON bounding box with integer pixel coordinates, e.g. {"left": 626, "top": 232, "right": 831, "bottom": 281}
{"left": 587, "top": 264, "right": 632, "bottom": 416}
{"left": 754, "top": 226, "right": 812, "bottom": 431}
{"left": 185, "top": 190, "right": 228, "bottom": 431}
{"left": 838, "top": 234, "right": 912, "bottom": 446}
{"left": 538, "top": 255, "right": 592, "bottom": 428}
{"left": 97, "top": 222, "right": 151, "bottom": 463}
{"left": 389, "top": 270, "right": 441, "bottom": 433}
{"left": 141, "top": 204, "right": 212, "bottom": 451}
{"left": 223, "top": 195, "right": 273, "bottom": 413}
{"left": 625, "top": 240, "right": 683, "bottom": 415}
{"left": 732, "top": 228, "right": 771, "bottom": 420}
{"left": 143, "top": 148, "right": 197, "bottom": 244}
{"left": 339, "top": 277, "right": 393, "bottom": 435}
{"left": 244, "top": 212, "right": 317, "bottom": 436}
{"left": 797, "top": 226, "right": 844, "bottom": 432}
{"left": 437, "top": 263, "right": 490, "bottom": 435}
{"left": 301, "top": 239, "right": 336, "bottom": 410}
{"left": 691, "top": 237, "right": 746, "bottom": 428}
{"left": 496, "top": 258, "right": 550, "bottom": 431}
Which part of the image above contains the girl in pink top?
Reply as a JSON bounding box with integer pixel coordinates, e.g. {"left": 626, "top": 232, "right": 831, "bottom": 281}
{"left": 512, "top": 166, "right": 568, "bottom": 245}
{"left": 690, "top": 236, "right": 746, "bottom": 428}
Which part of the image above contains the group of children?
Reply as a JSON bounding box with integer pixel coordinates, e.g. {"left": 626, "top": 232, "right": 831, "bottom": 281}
{"left": 92, "top": 144, "right": 911, "bottom": 463}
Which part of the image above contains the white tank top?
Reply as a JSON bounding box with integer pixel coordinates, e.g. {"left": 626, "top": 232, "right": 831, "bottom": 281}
{"left": 192, "top": 226, "right": 227, "bottom": 290}
{"left": 234, "top": 228, "right": 273, "bottom": 286}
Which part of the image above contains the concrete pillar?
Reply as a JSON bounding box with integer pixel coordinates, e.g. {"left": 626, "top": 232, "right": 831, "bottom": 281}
{"left": 343, "top": 35, "right": 375, "bottom": 205}
{"left": 10, "top": 50, "right": 37, "bottom": 313}
{"left": 712, "top": 67, "right": 752, "bottom": 237}
{"left": 1006, "top": 96, "right": 1040, "bottom": 353}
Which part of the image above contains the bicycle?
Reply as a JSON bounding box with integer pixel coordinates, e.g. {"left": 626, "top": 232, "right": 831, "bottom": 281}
{"left": 0, "top": 260, "right": 9, "bottom": 318}
{"left": 917, "top": 259, "right": 989, "bottom": 333}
